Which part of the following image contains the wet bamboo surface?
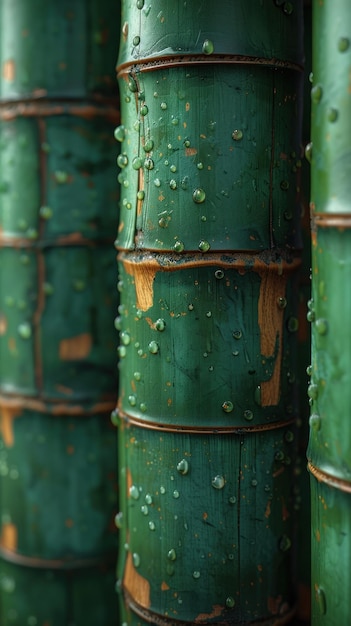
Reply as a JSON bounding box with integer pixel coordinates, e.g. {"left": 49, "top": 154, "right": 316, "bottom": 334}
{"left": 0, "top": 1, "right": 120, "bottom": 623}
{"left": 115, "top": 1, "right": 304, "bottom": 623}
{"left": 307, "top": 0, "right": 351, "bottom": 624}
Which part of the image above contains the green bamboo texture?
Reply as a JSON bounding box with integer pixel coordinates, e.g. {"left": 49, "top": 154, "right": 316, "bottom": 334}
{"left": 0, "top": 1, "right": 120, "bottom": 624}
{"left": 115, "top": 1, "right": 303, "bottom": 623}
{"left": 307, "top": 1, "right": 351, "bottom": 624}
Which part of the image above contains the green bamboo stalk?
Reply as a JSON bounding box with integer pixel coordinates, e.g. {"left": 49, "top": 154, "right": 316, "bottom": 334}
{"left": 0, "top": 1, "right": 120, "bottom": 623}
{"left": 115, "top": 1, "right": 303, "bottom": 623}
{"left": 307, "top": 1, "right": 351, "bottom": 624}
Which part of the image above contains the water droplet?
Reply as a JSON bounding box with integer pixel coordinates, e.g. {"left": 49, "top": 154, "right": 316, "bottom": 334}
{"left": 316, "top": 318, "right": 328, "bottom": 335}
{"left": 114, "top": 125, "right": 125, "bottom": 142}
{"left": 55, "top": 170, "right": 69, "bottom": 184}
{"left": 143, "top": 139, "right": 154, "bottom": 152}
{"left": 129, "top": 485, "right": 140, "bottom": 500}
{"left": 177, "top": 459, "right": 189, "bottom": 475}
{"left": 197, "top": 162, "right": 204, "bottom": 170}
{"left": 173, "top": 240, "right": 184, "bottom": 252}
{"left": 193, "top": 188, "right": 206, "bottom": 203}
{"left": 192, "top": 570, "right": 201, "bottom": 579}
{"left": 120, "top": 331, "right": 131, "bottom": 346}
{"left": 144, "top": 157, "right": 154, "bottom": 170}
{"left": 233, "top": 330, "right": 242, "bottom": 340}
{"left": 115, "top": 512, "right": 123, "bottom": 528}
{"left": 39, "top": 205, "right": 53, "bottom": 219}
{"left": 154, "top": 178, "right": 161, "bottom": 187}
{"left": 315, "top": 585, "right": 327, "bottom": 615}
{"left": 308, "top": 383, "right": 318, "bottom": 400}
{"left": 305, "top": 142, "right": 313, "bottom": 163}
{"left": 18, "top": 322, "right": 31, "bottom": 339}
{"left": 232, "top": 129, "right": 243, "bottom": 141}
{"left": 145, "top": 493, "right": 153, "bottom": 504}
{"left": 148, "top": 340, "right": 159, "bottom": 354}
{"left": 244, "top": 410, "right": 253, "bottom": 421}
{"left": 311, "top": 84, "right": 323, "bottom": 104}
{"left": 254, "top": 385, "right": 261, "bottom": 406}
{"left": 133, "top": 35, "right": 140, "bottom": 46}
{"left": 306, "top": 364, "right": 312, "bottom": 376}
{"left": 132, "top": 156, "right": 143, "bottom": 170}
{"left": 327, "top": 107, "right": 338, "bottom": 123}
{"left": 279, "top": 534, "right": 292, "bottom": 551}
{"left": 285, "top": 430, "right": 294, "bottom": 443}
{"left": 309, "top": 413, "right": 321, "bottom": 431}
{"left": 275, "top": 450, "right": 285, "bottom": 462}
{"left": 173, "top": 490, "right": 180, "bottom": 499}
{"left": 280, "top": 180, "right": 289, "bottom": 191}
{"left": 307, "top": 310, "right": 315, "bottom": 322}
{"left": 148, "top": 521, "right": 156, "bottom": 530}
{"left": 188, "top": 303, "right": 194, "bottom": 311}
{"left": 277, "top": 296, "right": 287, "bottom": 309}
{"left": 170, "top": 164, "right": 177, "bottom": 173}
{"left": 133, "top": 552, "right": 141, "bottom": 567}
{"left": 169, "top": 179, "right": 177, "bottom": 190}
{"left": 117, "top": 153, "right": 128, "bottom": 168}
{"left": 212, "top": 475, "right": 225, "bottom": 489}
{"left": 287, "top": 317, "right": 299, "bottom": 332}
{"left": 166, "top": 548, "right": 177, "bottom": 562}
{"left": 128, "top": 77, "right": 138, "bottom": 93}
{"left": 222, "top": 401, "right": 233, "bottom": 413}
{"left": 110, "top": 409, "right": 119, "bottom": 426}
{"left": 128, "top": 395, "right": 137, "bottom": 407}
{"left": 228, "top": 495, "right": 237, "bottom": 504}
{"left": 137, "top": 190, "right": 145, "bottom": 201}
{"left": 226, "top": 596, "right": 235, "bottom": 608}
{"left": 206, "top": 311, "right": 212, "bottom": 318}
{"left": 140, "top": 403, "right": 147, "bottom": 412}
{"left": 136, "top": 0, "right": 144, "bottom": 8}
{"left": 140, "top": 104, "right": 148, "bottom": 116}
{"left": 338, "top": 37, "right": 350, "bottom": 52}
{"left": 118, "top": 345, "right": 127, "bottom": 358}
{"left": 202, "top": 39, "right": 214, "bottom": 54}
{"left": 141, "top": 505, "right": 149, "bottom": 515}
{"left": 215, "top": 269, "right": 224, "bottom": 279}
{"left": 183, "top": 139, "right": 191, "bottom": 148}
{"left": 198, "top": 240, "right": 210, "bottom": 252}
{"left": 251, "top": 479, "right": 258, "bottom": 487}
{"left": 155, "top": 318, "right": 166, "bottom": 331}
{"left": 282, "top": 1, "right": 293, "bottom": 14}
{"left": 160, "top": 102, "right": 168, "bottom": 110}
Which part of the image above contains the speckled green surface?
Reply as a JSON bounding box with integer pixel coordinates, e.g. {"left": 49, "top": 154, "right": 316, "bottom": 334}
{"left": 0, "top": 1, "right": 120, "bottom": 623}
{"left": 308, "top": 1, "right": 351, "bottom": 624}
{"left": 116, "top": 0, "right": 304, "bottom": 623}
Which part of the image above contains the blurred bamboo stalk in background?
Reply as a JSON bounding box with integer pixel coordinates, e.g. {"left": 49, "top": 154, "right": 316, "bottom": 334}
{"left": 307, "top": 1, "right": 351, "bottom": 624}
{"left": 114, "top": 1, "right": 304, "bottom": 623}
{"left": 0, "top": 1, "right": 120, "bottom": 624}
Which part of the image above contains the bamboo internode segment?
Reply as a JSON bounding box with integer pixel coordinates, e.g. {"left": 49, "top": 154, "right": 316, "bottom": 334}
{"left": 0, "top": 1, "right": 120, "bottom": 623}
{"left": 115, "top": 1, "right": 303, "bottom": 623}
{"left": 307, "top": 0, "right": 351, "bottom": 624}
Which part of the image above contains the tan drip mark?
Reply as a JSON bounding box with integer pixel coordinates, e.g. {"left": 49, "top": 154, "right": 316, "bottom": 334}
{"left": 258, "top": 269, "right": 286, "bottom": 407}
{"left": 123, "top": 258, "right": 159, "bottom": 312}
{"left": 0, "top": 523, "right": 17, "bottom": 551}
{"left": 123, "top": 550, "right": 150, "bottom": 609}
{"left": 2, "top": 59, "right": 15, "bottom": 81}
{"left": 0, "top": 405, "right": 22, "bottom": 447}
{"left": 59, "top": 333, "right": 92, "bottom": 360}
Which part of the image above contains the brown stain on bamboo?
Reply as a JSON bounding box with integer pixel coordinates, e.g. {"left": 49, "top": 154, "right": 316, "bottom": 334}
{"left": 0, "top": 314, "right": 7, "bottom": 335}
{"left": 0, "top": 405, "right": 22, "bottom": 447}
{"left": 194, "top": 605, "right": 224, "bottom": 622}
{"left": 258, "top": 269, "right": 286, "bottom": 407}
{"left": 2, "top": 59, "right": 15, "bottom": 81}
{"left": 59, "top": 333, "right": 93, "bottom": 360}
{"left": 123, "top": 259, "right": 158, "bottom": 312}
{"left": 123, "top": 550, "right": 150, "bottom": 608}
{"left": 0, "top": 523, "right": 17, "bottom": 551}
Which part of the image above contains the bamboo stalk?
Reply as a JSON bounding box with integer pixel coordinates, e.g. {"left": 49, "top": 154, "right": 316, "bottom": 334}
{"left": 307, "top": 1, "right": 351, "bottom": 624}
{"left": 115, "top": 1, "right": 303, "bottom": 623}
{"left": 0, "top": 1, "right": 120, "bottom": 623}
